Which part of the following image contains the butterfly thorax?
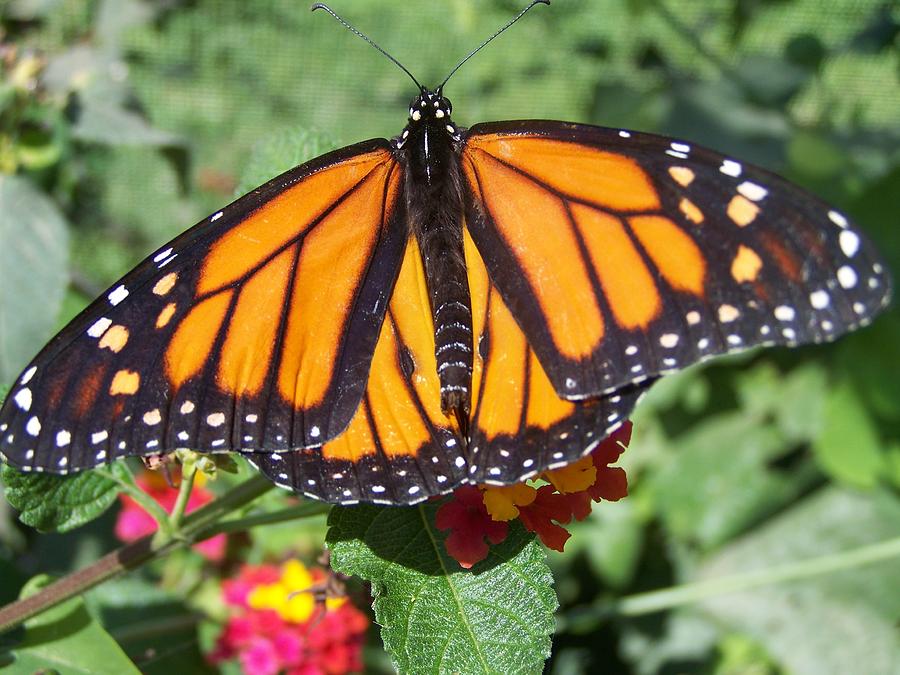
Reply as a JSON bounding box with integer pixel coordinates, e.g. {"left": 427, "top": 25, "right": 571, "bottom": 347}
{"left": 397, "top": 89, "right": 473, "bottom": 430}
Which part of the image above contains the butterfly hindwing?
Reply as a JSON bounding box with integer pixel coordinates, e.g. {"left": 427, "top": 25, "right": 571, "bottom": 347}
{"left": 461, "top": 120, "right": 891, "bottom": 400}
{"left": 0, "top": 140, "right": 406, "bottom": 474}
{"left": 245, "top": 236, "right": 470, "bottom": 505}
{"left": 464, "top": 228, "right": 649, "bottom": 487}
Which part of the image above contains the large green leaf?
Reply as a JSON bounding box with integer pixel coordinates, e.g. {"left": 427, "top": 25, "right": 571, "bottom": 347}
{"left": 2, "top": 574, "right": 140, "bottom": 674}
{"left": 0, "top": 175, "right": 69, "bottom": 384}
{"left": 327, "top": 503, "right": 557, "bottom": 674}
{"left": 698, "top": 488, "right": 900, "bottom": 675}
{"left": 1, "top": 462, "right": 128, "bottom": 533}
{"left": 812, "top": 379, "right": 887, "bottom": 488}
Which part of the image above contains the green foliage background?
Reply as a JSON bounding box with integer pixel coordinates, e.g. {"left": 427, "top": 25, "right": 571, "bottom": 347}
{"left": 0, "top": 0, "right": 898, "bottom": 672}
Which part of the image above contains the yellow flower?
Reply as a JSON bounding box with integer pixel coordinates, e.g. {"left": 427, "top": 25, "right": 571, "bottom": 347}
{"left": 247, "top": 560, "right": 317, "bottom": 624}
{"left": 482, "top": 483, "right": 537, "bottom": 521}
{"left": 281, "top": 559, "right": 314, "bottom": 592}
{"left": 543, "top": 455, "right": 596, "bottom": 493}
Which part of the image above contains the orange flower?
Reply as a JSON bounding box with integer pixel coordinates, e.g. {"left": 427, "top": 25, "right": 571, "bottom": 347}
{"left": 437, "top": 422, "right": 632, "bottom": 567}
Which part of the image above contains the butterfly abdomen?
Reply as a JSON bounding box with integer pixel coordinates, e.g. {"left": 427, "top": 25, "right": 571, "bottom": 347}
{"left": 402, "top": 105, "right": 474, "bottom": 420}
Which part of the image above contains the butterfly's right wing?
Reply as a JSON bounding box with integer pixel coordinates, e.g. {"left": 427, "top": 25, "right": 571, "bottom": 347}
{"left": 0, "top": 140, "right": 407, "bottom": 474}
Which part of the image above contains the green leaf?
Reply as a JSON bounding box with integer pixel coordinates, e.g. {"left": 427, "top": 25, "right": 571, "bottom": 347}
{"left": 812, "top": 379, "right": 886, "bottom": 488}
{"left": 649, "top": 411, "right": 809, "bottom": 550}
{"left": 327, "top": 503, "right": 557, "bottom": 674}
{"left": 3, "top": 574, "right": 141, "bottom": 674}
{"left": 697, "top": 488, "right": 900, "bottom": 675}
{"left": 237, "top": 128, "right": 339, "bottom": 194}
{"left": 0, "top": 175, "right": 70, "bottom": 384}
{"left": 72, "top": 101, "right": 181, "bottom": 146}
{"left": 1, "top": 462, "right": 128, "bottom": 533}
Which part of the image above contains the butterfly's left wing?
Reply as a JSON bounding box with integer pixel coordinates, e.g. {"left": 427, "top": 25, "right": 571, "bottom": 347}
{"left": 461, "top": 121, "right": 891, "bottom": 400}
{"left": 463, "top": 227, "right": 649, "bottom": 487}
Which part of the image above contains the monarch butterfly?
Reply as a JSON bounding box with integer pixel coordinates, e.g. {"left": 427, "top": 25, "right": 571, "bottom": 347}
{"left": 0, "top": 1, "right": 891, "bottom": 506}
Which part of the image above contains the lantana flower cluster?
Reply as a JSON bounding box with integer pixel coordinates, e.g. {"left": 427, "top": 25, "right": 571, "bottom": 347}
{"left": 436, "top": 422, "right": 631, "bottom": 568}
{"left": 210, "top": 560, "right": 370, "bottom": 675}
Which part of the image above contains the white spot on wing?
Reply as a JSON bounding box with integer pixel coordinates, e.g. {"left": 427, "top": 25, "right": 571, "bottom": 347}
{"left": 108, "top": 285, "right": 129, "bottom": 306}
{"left": 837, "top": 265, "right": 857, "bottom": 289}
{"left": 143, "top": 409, "right": 162, "bottom": 426}
{"left": 207, "top": 412, "right": 226, "bottom": 427}
{"left": 720, "top": 159, "right": 742, "bottom": 177}
{"left": 718, "top": 304, "right": 740, "bottom": 323}
{"left": 20, "top": 366, "right": 37, "bottom": 385}
{"left": 14, "top": 388, "right": 31, "bottom": 411}
{"left": 92, "top": 430, "right": 108, "bottom": 444}
{"left": 810, "top": 290, "right": 830, "bottom": 309}
{"left": 774, "top": 305, "right": 795, "bottom": 322}
{"left": 211, "top": 211, "right": 224, "bottom": 222}
{"left": 26, "top": 417, "right": 40, "bottom": 436}
{"left": 660, "top": 333, "right": 679, "bottom": 348}
{"left": 828, "top": 210, "right": 848, "bottom": 228}
{"left": 737, "top": 181, "right": 768, "bottom": 201}
{"left": 56, "top": 430, "right": 71, "bottom": 447}
{"left": 153, "top": 247, "right": 173, "bottom": 263}
{"left": 87, "top": 317, "right": 112, "bottom": 338}
{"left": 839, "top": 230, "right": 860, "bottom": 257}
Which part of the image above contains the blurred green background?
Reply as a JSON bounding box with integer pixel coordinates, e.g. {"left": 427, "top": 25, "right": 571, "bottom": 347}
{"left": 0, "top": 0, "right": 898, "bottom": 672}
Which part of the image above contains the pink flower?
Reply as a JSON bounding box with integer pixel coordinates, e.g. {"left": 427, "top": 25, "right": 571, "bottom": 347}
{"left": 209, "top": 560, "right": 369, "bottom": 674}
{"left": 114, "top": 470, "right": 227, "bottom": 561}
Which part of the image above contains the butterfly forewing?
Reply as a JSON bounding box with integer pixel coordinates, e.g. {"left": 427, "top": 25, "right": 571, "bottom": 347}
{"left": 0, "top": 140, "right": 407, "bottom": 474}
{"left": 461, "top": 121, "right": 891, "bottom": 400}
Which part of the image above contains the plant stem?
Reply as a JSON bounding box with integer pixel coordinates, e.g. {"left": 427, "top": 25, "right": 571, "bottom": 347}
{"left": 565, "top": 535, "right": 900, "bottom": 628}
{"left": 204, "top": 501, "right": 331, "bottom": 536}
{"left": 0, "top": 473, "right": 275, "bottom": 634}
{"left": 168, "top": 460, "right": 196, "bottom": 529}
{"left": 95, "top": 466, "right": 173, "bottom": 536}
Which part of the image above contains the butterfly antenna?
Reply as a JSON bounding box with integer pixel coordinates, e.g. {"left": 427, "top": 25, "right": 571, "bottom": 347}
{"left": 437, "top": 0, "right": 550, "bottom": 91}
{"left": 312, "top": 3, "right": 424, "bottom": 90}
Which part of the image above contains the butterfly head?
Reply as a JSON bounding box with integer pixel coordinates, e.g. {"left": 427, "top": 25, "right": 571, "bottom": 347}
{"left": 408, "top": 89, "right": 453, "bottom": 124}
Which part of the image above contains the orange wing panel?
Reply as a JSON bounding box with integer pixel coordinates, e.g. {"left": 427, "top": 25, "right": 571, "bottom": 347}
{"left": 324, "top": 237, "right": 452, "bottom": 462}
{"left": 165, "top": 290, "right": 233, "bottom": 389}
{"left": 199, "top": 149, "right": 392, "bottom": 295}
{"left": 277, "top": 164, "right": 401, "bottom": 408}
{"left": 465, "top": 151, "right": 605, "bottom": 359}
{"left": 466, "top": 136, "right": 660, "bottom": 212}
{"left": 630, "top": 215, "right": 706, "bottom": 295}
{"left": 573, "top": 204, "right": 661, "bottom": 330}
{"left": 218, "top": 246, "right": 296, "bottom": 395}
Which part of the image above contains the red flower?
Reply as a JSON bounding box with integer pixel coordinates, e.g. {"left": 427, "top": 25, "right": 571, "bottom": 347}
{"left": 436, "top": 422, "right": 633, "bottom": 566}
{"left": 114, "top": 470, "right": 227, "bottom": 561}
{"left": 588, "top": 421, "right": 631, "bottom": 502}
{"left": 435, "top": 486, "right": 509, "bottom": 568}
